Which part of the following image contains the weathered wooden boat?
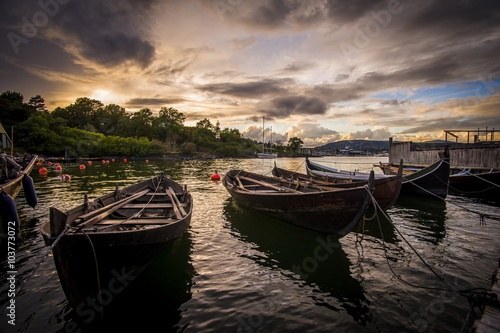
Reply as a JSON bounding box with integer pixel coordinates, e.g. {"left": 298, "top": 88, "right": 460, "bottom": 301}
{"left": 0, "top": 153, "right": 38, "bottom": 228}
{"left": 222, "top": 169, "right": 374, "bottom": 237}
{"left": 41, "top": 173, "right": 193, "bottom": 312}
{"left": 376, "top": 156, "right": 450, "bottom": 199}
{"left": 272, "top": 161, "right": 402, "bottom": 211}
{"left": 307, "top": 155, "right": 450, "bottom": 199}
{"left": 449, "top": 168, "right": 500, "bottom": 200}
{"left": 306, "top": 156, "right": 390, "bottom": 181}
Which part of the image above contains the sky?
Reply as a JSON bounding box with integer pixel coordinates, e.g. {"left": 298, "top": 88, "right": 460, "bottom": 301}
{"left": 1, "top": 0, "right": 500, "bottom": 147}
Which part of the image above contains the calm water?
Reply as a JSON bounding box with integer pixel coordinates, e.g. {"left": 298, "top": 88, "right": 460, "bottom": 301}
{"left": 1, "top": 157, "right": 499, "bottom": 332}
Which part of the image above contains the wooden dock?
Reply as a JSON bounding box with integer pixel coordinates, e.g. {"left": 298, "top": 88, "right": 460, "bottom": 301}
{"left": 474, "top": 259, "right": 500, "bottom": 332}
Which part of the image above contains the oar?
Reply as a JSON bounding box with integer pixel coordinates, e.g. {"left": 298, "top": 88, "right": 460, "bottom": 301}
{"left": 237, "top": 175, "right": 303, "bottom": 193}
{"left": 166, "top": 189, "right": 182, "bottom": 219}
{"left": 74, "top": 189, "right": 149, "bottom": 230}
{"left": 168, "top": 187, "right": 187, "bottom": 217}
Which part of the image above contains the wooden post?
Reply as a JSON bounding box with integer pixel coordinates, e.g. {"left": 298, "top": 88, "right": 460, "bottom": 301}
{"left": 10, "top": 126, "right": 13, "bottom": 156}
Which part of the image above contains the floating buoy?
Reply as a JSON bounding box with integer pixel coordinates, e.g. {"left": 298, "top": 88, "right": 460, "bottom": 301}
{"left": 22, "top": 174, "right": 37, "bottom": 208}
{"left": 60, "top": 174, "right": 71, "bottom": 182}
{"left": 88, "top": 161, "right": 92, "bottom": 165}
{"left": 112, "top": 159, "right": 115, "bottom": 162}
{"left": 146, "top": 160, "right": 149, "bottom": 163}
{"left": 211, "top": 171, "right": 221, "bottom": 181}
{"left": 39, "top": 167, "right": 48, "bottom": 173}
{"left": 54, "top": 163, "right": 60, "bottom": 167}
{"left": 47, "top": 161, "right": 52, "bottom": 165}
{"left": 106, "top": 160, "right": 109, "bottom": 163}
{"left": 55, "top": 166, "right": 62, "bottom": 171}
{"left": 102, "top": 160, "right": 106, "bottom": 163}
{"left": 123, "top": 159, "right": 127, "bottom": 162}
{"left": 36, "top": 162, "right": 42, "bottom": 166}
{"left": 79, "top": 165, "right": 86, "bottom": 169}
{"left": 0, "top": 191, "right": 19, "bottom": 230}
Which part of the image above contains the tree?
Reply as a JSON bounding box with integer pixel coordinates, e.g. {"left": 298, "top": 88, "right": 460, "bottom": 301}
{"left": 28, "top": 95, "right": 47, "bottom": 112}
{"left": 196, "top": 118, "right": 213, "bottom": 130}
{"left": 287, "top": 137, "right": 303, "bottom": 153}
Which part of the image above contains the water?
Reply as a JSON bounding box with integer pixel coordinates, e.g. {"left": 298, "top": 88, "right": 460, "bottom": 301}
{"left": 1, "top": 157, "right": 499, "bottom": 332}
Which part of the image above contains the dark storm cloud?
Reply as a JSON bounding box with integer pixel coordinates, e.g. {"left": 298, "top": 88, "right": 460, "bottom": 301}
{"left": 125, "top": 97, "right": 186, "bottom": 107}
{"left": 197, "top": 78, "right": 293, "bottom": 98}
{"left": 277, "top": 61, "right": 317, "bottom": 74}
{"left": 264, "top": 95, "right": 328, "bottom": 118}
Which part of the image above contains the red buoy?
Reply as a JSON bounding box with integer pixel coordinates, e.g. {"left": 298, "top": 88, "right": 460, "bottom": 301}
{"left": 146, "top": 160, "right": 149, "bottom": 163}
{"left": 36, "top": 162, "right": 42, "bottom": 166}
{"left": 211, "top": 172, "right": 221, "bottom": 181}
{"left": 102, "top": 160, "right": 106, "bottom": 163}
{"left": 47, "top": 161, "right": 52, "bottom": 165}
{"left": 112, "top": 159, "right": 115, "bottom": 162}
{"left": 39, "top": 167, "right": 47, "bottom": 173}
{"left": 79, "top": 165, "right": 86, "bottom": 169}
{"left": 55, "top": 166, "right": 62, "bottom": 171}
{"left": 54, "top": 163, "right": 60, "bottom": 167}
{"left": 88, "top": 161, "right": 92, "bottom": 165}
{"left": 123, "top": 159, "right": 127, "bottom": 162}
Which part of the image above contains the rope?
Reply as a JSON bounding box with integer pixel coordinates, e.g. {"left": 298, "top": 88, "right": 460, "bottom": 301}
{"left": 363, "top": 188, "right": 493, "bottom": 300}
{"left": 79, "top": 229, "right": 103, "bottom": 319}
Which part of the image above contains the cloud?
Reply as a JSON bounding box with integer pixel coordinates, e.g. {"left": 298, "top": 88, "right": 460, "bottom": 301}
{"left": 229, "top": 36, "right": 257, "bottom": 50}
{"left": 241, "top": 124, "right": 287, "bottom": 143}
{"left": 197, "top": 78, "right": 293, "bottom": 98}
{"left": 263, "top": 95, "right": 328, "bottom": 118}
{"left": 341, "top": 128, "right": 392, "bottom": 141}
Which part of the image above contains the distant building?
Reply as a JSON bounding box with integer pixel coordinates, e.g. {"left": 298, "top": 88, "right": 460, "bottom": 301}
{"left": 0, "top": 121, "right": 12, "bottom": 149}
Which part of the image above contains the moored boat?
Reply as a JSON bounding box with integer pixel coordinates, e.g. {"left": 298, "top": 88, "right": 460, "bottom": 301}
{"left": 41, "top": 173, "right": 193, "bottom": 312}
{"left": 222, "top": 169, "right": 374, "bottom": 237}
{"left": 0, "top": 152, "right": 38, "bottom": 228}
{"left": 449, "top": 168, "right": 500, "bottom": 200}
{"left": 273, "top": 161, "right": 403, "bottom": 211}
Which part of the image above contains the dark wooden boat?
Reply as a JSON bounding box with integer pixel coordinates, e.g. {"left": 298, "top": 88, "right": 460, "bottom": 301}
{"left": 0, "top": 152, "right": 38, "bottom": 199}
{"left": 449, "top": 168, "right": 500, "bottom": 199}
{"left": 1, "top": 153, "right": 38, "bottom": 228}
{"left": 306, "top": 156, "right": 390, "bottom": 181}
{"left": 41, "top": 173, "right": 193, "bottom": 312}
{"left": 307, "top": 155, "right": 450, "bottom": 199}
{"left": 376, "top": 156, "right": 450, "bottom": 199}
{"left": 222, "top": 169, "right": 374, "bottom": 237}
{"left": 273, "top": 161, "right": 402, "bottom": 211}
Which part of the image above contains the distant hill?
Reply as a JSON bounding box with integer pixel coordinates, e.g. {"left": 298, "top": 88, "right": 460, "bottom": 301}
{"left": 314, "top": 140, "right": 389, "bottom": 151}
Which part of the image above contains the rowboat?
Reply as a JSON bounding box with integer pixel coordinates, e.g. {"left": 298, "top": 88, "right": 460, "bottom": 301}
{"left": 41, "top": 173, "right": 193, "bottom": 312}
{"left": 273, "top": 161, "right": 402, "bottom": 211}
{"left": 449, "top": 168, "right": 500, "bottom": 200}
{"left": 222, "top": 169, "right": 374, "bottom": 237}
{"left": 306, "top": 157, "right": 390, "bottom": 181}
{"left": 0, "top": 153, "right": 38, "bottom": 228}
{"left": 307, "top": 155, "right": 450, "bottom": 199}
{"left": 376, "top": 157, "right": 450, "bottom": 199}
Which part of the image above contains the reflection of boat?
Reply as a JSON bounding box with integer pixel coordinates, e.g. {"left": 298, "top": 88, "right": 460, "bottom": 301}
{"left": 273, "top": 161, "right": 403, "bottom": 211}
{"left": 41, "top": 173, "right": 193, "bottom": 311}
{"left": 0, "top": 152, "right": 38, "bottom": 228}
{"left": 223, "top": 199, "right": 371, "bottom": 326}
{"left": 222, "top": 169, "right": 374, "bottom": 237}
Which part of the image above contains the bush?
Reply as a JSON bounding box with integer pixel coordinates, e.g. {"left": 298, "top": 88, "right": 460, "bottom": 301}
{"left": 179, "top": 142, "right": 197, "bottom": 155}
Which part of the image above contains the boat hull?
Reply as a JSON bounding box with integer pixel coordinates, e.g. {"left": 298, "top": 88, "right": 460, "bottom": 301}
{"left": 223, "top": 170, "right": 374, "bottom": 237}
{"left": 40, "top": 174, "right": 193, "bottom": 311}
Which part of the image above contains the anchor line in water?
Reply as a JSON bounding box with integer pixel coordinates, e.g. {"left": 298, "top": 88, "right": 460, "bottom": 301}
{"left": 364, "top": 188, "right": 493, "bottom": 300}
{"left": 401, "top": 172, "right": 498, "bottom": 225}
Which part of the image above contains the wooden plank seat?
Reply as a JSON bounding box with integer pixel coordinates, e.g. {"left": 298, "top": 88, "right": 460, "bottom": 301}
{"left": 96, "top": 218, "right": 175, "bottom": 225}
{"left": 121, "top": 203, "right": 186, "bottom": 209}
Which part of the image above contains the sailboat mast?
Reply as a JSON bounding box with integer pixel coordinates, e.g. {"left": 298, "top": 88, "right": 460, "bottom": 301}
{"left": 262, "top": 116, "right": 265, "bottom": 144}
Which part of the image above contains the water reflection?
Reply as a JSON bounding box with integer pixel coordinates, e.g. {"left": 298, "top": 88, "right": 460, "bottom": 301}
{"left": 223, "top": 199, "right": 372, "bottom": 327}
{"left": 58, "top": 232, "right": 194, "bottom": 332}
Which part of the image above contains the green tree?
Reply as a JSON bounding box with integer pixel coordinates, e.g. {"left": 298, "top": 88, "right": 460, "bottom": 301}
{"left": 287, "top": 137, "right": 303, "bottom": 153}
{"left": 28, "top": 95, "right": 47, "bottom": 112}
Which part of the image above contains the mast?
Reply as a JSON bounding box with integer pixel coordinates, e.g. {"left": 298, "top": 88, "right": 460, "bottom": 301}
{"left": 262, "top": 116, "right": 265, "bottom": 144}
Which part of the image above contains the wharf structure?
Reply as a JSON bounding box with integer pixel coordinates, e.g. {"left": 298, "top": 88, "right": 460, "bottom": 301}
{"left": 388, "top": 129, "right": 500, "bottom": 170}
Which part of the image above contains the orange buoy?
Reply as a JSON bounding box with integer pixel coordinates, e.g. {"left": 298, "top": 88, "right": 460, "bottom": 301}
{"left": 60, "top": 174, "right": 71, "bottom": 182}
{"left": 112, "top": 159, "right": 115, "bottom": 162}
{"left": 88, "top": 161, "right": 92, "bottom": 164}
{"left": 79, "top": 165, "right": 86, "bottom": 169}
{"left": 211, "top": 171, "right": 221, "bottom": 181}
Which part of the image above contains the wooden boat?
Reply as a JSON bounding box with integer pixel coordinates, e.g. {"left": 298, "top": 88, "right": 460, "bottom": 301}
{"left": 307, "top": 155, "right": 450, "bottom": 199}
{"left": 0, "top": 152, "right": 38, "bottom": 199}
{"left": 272, "top": 161, "right": 402, "bottom": 211}
{"left": 41, "top": 173, "right": 193, "bottom": 311}
{"left": 449, "top": 168, "right": 500, "bottom": 199}
{"left": 376, "top": 157, "right": 450, "bottom": 199}
{"left": 0, "top": 153, "right": 38, "bottom": 228}
{"left": 222, "top": 169, "right": 375, "bottom": 237}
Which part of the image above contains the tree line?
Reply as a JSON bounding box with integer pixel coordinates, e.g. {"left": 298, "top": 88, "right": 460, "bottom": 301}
{"left": 0, "top": 91, "right": 303, "bottom": 158}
